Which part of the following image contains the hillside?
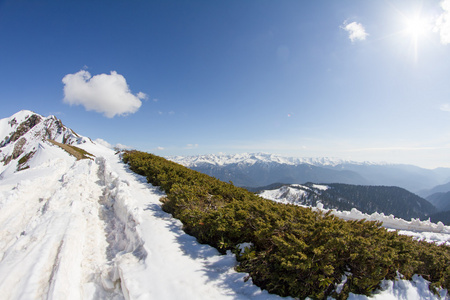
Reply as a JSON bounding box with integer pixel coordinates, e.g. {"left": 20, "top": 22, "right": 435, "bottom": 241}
{"left": 258, "top": 183, "right": 436, "bottom": 220}
{"left": 427, "top": 192, "right": 450, "bottom": 212}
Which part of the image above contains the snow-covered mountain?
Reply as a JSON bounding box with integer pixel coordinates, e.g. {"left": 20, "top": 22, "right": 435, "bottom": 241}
{"left": 169, "top": 152, "right": 372, "bottom": 167}
{"left": 168, "top": 153, "right": 450, "bottom": 192}
{"left": 0, "top": 110, "right": 448, "bottom": 299}
{"left": 0, "top": 110, "right": 91, "bottom": 178}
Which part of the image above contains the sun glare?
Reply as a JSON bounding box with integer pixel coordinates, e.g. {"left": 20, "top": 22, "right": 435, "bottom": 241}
{"left": 399, "top": 12, "right": 431, "bottom": 62}
{"left": 404, "top": 15, "right": 428, "bottom": 39}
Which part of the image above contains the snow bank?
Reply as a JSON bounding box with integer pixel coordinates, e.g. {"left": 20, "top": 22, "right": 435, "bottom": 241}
{"left": 95, "top": 156, "right": 147, "bottom": 299}
{"left": 263, "top": 192, "right": 450, "bottom": 236}
{"left": 331, "top": 208, "right": 450, "bottom": 235}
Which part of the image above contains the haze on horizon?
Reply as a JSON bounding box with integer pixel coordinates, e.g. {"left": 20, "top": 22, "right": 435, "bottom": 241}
{"left": 1, "top": 0, "right": 450, "bottom": 169}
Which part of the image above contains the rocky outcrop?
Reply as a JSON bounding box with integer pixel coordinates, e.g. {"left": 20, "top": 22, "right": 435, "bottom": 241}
{"left": 2, "top": 137, "right": 27, "bottom": 166}
{"left": 9, "top": 114, "right": 42, "bottom": 144}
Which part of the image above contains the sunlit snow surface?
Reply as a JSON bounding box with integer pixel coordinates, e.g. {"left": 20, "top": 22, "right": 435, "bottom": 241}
{"left": 0, "top": 142, "right": 285, "bottom": 299}
{"left": 0, "top": 141, "right": 448, "bottom": 299}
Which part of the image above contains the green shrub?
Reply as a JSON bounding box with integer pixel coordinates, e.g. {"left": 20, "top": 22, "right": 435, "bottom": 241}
{"left": 123, "top": 150, "right": 450, "bottom": 299}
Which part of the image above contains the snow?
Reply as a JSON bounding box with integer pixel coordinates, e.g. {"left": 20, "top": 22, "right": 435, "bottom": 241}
{"left": 259, "top": 185, "right": 309, "bottom": 204}
{"left": 312, "top": 184, "right": 329, "bottom": 190}
{"left": 0, "top": 139, "right": 288, "bottom": 299}
{"left": 331, "top": 208, "right": 450, "bottom": 238}
{"left": 0, "top": 110, "right": 33, "bottom": 140}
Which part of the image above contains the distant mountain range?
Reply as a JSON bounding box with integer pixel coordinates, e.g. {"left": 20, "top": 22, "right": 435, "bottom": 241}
{"left": 168, "top": 153, "right": 450, "bottom": 193}
{"left": 257, "top": 183, "right": 437, "bottom": 221}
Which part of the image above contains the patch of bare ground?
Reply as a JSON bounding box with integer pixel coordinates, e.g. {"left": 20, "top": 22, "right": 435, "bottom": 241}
{"left": 47, "top": 140, "right": 95, "bottom": 160}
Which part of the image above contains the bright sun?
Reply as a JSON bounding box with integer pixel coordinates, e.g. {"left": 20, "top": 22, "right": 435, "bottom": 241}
{"left": 400, "top": 13, "right": 430, "bottom": 61}
{"left": 404, "top": 16, "right": 428, "bottom": 39}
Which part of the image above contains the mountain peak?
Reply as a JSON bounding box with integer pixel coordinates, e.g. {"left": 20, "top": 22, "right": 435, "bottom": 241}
{"left": 0, "top": 110, "right": 91, "bottom": 176}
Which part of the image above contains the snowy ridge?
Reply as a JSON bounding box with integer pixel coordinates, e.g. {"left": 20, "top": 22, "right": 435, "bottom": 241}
{"left": 168, "top": 152, "right": 378, "bottom": 167}
{"left": 0, "top": 110, "right": 91, "bottom": 177}
{"left": 259, "top": 185, "right": 310, "bottom": 204}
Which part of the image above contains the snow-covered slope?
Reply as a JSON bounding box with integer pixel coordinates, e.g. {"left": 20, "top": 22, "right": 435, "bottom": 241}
{"left": 0, "top": 111, "right": 448, "bottom": 299}
{"left": 0, "top": 112, "right": 286, "bottom": 299}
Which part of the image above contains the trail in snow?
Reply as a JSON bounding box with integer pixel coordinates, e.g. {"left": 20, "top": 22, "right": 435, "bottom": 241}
{"left": 0, "top": 156, "right": 123, "bottom": 299}
{"left": 86, "top": 145, "right": 285, "bottom": 300}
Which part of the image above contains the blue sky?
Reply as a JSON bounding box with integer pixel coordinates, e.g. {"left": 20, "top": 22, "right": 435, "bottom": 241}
{"left": 1, "top": 0, "right": 450, "bottom": 168}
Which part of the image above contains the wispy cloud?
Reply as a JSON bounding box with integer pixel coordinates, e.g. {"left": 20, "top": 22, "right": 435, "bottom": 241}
{"left": 185, "top": 144, "right": 199, "bottom": 149}
{"left": 341, "top": 21, "right": 368, "bottom": 42}
{"left": 347, "top": 146, "right": 440, "bottom": 152}
{"left": 62, "top": 70, "right": 145, "bottom": 118}
{"left": 137, "top": 91, "right": 148, "bottom": 101}
{"left": 440, "top": 103, "right": 450, "bottom": 112}
{"left": 115, "top": 143, "right": 133, "bottom": 150}
{"left": 434, "top": 0, "right": 450, "bottom": 44}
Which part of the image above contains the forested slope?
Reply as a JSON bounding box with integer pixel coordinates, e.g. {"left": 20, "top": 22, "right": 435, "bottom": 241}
{"left": 258, "top": 183, "right": 436, "bottom": 220}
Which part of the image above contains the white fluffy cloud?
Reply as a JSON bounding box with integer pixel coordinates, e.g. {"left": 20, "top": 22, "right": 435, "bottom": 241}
{"left": 94, "top": 138, "right": 113, "bottom": 148}
{"left": 342, "top": 21, "right": 368, "bottom": 42}
{"left": 62, "top": 70, "right": 145, "bottom": 118}
{"left": 435, "top": 0, "right": 450, "bottom": 44}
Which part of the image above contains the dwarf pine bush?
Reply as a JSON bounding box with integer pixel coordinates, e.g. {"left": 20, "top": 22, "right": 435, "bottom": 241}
{"left": 123, "top": 150, "right": 450, "bottom": 299}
